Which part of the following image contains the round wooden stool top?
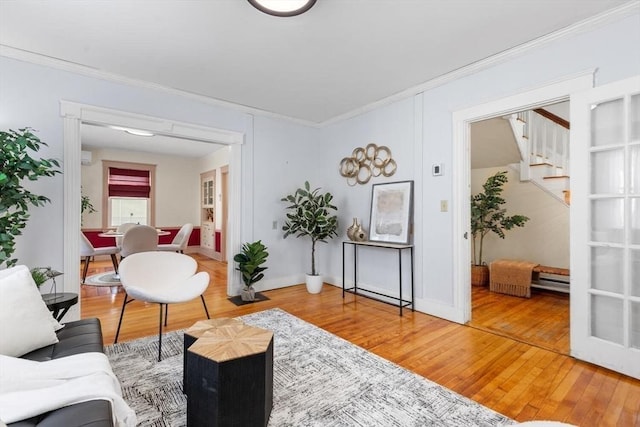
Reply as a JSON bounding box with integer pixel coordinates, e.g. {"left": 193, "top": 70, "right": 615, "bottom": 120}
{"left": 189, "top": 323, "right": 273, "bottom": 362}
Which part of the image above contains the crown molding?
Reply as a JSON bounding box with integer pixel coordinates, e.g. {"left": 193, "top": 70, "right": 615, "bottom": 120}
{"left": 0, "top": 44, "right": 320, "bottom": 129}
{"left": 1, "top": 1, "right": 637, "bottom": 129}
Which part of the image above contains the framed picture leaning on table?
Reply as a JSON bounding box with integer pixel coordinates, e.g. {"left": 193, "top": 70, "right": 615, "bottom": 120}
{"left": 368, "top": 180, "right": 414, "bottom": 245}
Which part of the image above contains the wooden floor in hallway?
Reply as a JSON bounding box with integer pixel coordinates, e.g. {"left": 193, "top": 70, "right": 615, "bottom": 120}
{"left": 79, "top": 254, "right": 638, "bottom": 427}
{"left": 469, "top": 285, "right": 570, "bottom": 355}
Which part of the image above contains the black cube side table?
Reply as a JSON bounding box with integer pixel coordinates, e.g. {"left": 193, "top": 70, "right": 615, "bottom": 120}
{"left": 186, "top": 323, "right": 274, "bottom": 427}
{"left": 42, "top": 292, "right": 78, "bottom": 321}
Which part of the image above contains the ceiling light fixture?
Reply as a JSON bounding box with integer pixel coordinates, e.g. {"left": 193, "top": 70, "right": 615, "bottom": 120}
{"left": 110, "top": 126, "right": 155, "bottom": 137}
{"left": 247, "top": 0, "right": 316, "bottom": 17}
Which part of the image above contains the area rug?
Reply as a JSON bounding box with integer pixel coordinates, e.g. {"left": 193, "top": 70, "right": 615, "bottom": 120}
{"left": 105, "top": 308, "right": 513, "bottom": 426}
{"left": 84, "top": 271, "right": 121, "bottom": 287}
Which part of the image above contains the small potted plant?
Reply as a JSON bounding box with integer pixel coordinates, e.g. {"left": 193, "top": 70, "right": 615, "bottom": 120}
{"left": 282, "top": 181, "right": 338, "bottom": 293}
{"left": 470, "top": 171, "right": 529, "bottom": 286}
{"left": 233, "top": 240, "right": 269, "bottom": 301}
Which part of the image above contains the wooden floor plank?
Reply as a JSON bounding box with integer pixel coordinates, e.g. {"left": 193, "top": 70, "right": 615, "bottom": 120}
{"left": 80, "top": 255, "right": 640, "bottom": 426}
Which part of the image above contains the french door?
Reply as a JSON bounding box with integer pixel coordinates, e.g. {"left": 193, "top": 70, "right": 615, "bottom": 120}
{"left": 570, "top": 75, "right": 640, "bottom": 379}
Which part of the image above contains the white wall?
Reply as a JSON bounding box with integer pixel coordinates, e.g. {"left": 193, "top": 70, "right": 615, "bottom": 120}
{"left": 81, "top": 148, "right": 202, "bottom": 228}
{"left": 471, "top": 167, "right": 569, "bottom": 269}
{"left": 320, "top": 96, "right": 417, "bottom": 300}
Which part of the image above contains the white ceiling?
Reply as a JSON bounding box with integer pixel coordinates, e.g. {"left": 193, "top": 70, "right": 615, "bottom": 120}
{"left": 0, "top": 0, "right": 630, "bottom": 126}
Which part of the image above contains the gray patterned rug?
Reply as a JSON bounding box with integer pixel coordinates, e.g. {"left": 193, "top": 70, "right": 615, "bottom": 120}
{"left": 84, "top": 271, "right": 121, "bottom": 287}
{"left": 105, "top": 308, "right": 513, "bottom": 426}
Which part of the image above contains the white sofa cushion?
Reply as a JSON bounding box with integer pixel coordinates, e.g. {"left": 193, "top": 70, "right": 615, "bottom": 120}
{"left": 0, "top": 265, "right": 60, "bottom": 357}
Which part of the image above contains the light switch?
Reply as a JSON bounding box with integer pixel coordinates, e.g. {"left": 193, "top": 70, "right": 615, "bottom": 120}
{"left": 272, "top": 221, "right": 278, "bottom": 230}
{"left": 440, "top": 200, "right": 448, "bottom": 212}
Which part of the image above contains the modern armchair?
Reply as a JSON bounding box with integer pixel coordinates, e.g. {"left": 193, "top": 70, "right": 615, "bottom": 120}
{"left": 114, "top": 251, "right": 210, "bottom": 361}
{"left": 157, "top": 223, "right": 193, "bottom": 253}
{"left": 79, "top": 232, "right": 120, "bottom": 284}
{"left": 119, "top": 225, "right": 158, "bottom": 258}
{"left": 114, "top": 222, "right": 136, "bottom": 249}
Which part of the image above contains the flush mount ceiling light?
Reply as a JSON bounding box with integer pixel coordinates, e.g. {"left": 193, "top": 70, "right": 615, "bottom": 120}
{"left": 248, "top": 0, "right": 316, "bottom": 17}
{"left": 110, "top": 126, "right": 155, "bottom": 137}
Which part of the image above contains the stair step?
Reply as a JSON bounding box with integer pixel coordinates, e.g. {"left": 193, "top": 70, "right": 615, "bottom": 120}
{"left": 530, "top": 162, "right": 553, "bottom": 167}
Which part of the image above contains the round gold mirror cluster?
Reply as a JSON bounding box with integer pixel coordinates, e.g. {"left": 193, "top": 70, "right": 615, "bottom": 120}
{"left": 339, "top": 144, "right": 396, "bottom": 186}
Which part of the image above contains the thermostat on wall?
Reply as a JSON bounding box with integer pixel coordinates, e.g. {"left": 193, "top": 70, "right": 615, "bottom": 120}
{"left": 432, "top": 163, "right": 443, "bottom": 176}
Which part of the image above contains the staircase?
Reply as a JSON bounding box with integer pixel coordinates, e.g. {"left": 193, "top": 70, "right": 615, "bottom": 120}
{"left": 507, "top": 109, "right": 570, "bottom": 205}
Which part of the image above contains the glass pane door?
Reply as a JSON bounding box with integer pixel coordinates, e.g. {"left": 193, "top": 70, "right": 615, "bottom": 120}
{"left": 571, "top": 76, "right": 640, "bottom": 380}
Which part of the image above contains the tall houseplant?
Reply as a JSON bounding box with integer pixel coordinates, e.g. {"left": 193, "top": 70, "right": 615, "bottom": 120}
{"left": 282, "top": 181, "right": 338, "bottom": 293}
{"left": 0, "top": 128, "right": 61, "bottom": 267}
{"left": 470, "top": 171, "right": 529, "bottom": 285}
{"left": 233, "top": 240, "right": 269, "bottom": 301}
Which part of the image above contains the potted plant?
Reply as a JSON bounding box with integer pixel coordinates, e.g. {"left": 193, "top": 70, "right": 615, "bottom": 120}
{"left": 81, "top": 188, "right": 97, "bottom": 226}
{"left": 1, "top": 128, "right": 61, "bottom": 268}
{"left": 282, "top": 181, "right": 338, "bottom": 293}
{"left": 470, "top": 171, "right": 529, "bottom": 286}
{"left": 233, "top": 240, "right": 269, "bottom": 301}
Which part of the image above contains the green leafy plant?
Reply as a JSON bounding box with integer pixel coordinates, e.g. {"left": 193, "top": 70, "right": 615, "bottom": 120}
{"left": 81, "top": 188, "right": 96, "bottom": 226}
{"left": 29, "top": 266, "right": 63, "bottom": 289}
{"left": 0, "top": 128, "right": 61, "bottom": 267}
{"left": 81, "top": 190, "right": 96, "bottom": 215}
{"left": 30, "top": 267, "right": 50, "bottom": 287}
{"left": 233, "top": 240, "right": 269, "bottom": 288}
{"left": 470, "top": 171, "right": 529, "bottom": 266}
{"left": 281, "top": 181, "right": 338, "bottom": 276}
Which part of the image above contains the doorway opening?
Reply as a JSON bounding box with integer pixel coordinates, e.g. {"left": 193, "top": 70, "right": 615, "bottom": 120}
{"left": 61, "top": 102, "right": 244, "bottom": 314}
{"left": 451, "top": 72, "right": 594, "bottom": 356}
{"left": 468, "top": 104, "right": 571, "bottom": 354}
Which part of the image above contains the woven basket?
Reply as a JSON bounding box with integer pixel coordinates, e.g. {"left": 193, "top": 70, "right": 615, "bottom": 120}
{"left": 471, "top": 265, "right": 490, "bottom": 286}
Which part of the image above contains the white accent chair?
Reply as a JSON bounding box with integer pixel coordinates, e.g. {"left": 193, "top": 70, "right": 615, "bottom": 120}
{"left": 114, "top": 222, "right": 137, "bottom": 249}
{"left": 119, "top": 225, "right": 158, "bottom": 259}
{"left": 114, "top": 252, "right": 210, "bottom": 361}
{"left": 79, "top": 232, "right": 120, "bottom": 284}
{"left": 157, "top": 223, "right": 193, "bottom": 253}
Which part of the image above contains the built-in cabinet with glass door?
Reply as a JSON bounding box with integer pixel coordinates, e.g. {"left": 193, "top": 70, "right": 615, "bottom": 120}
{"left": 201, "top": 171, "right": 215, "bottom": 253}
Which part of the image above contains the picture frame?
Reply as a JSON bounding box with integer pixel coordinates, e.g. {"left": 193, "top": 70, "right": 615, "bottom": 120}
{"left": 368, "top": 180, "right": 414, "bottom": 244}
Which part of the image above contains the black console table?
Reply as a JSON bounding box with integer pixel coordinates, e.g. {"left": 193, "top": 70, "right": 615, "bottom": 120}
{"left": 342, "top": 241, "right": 414, "bottom": 316}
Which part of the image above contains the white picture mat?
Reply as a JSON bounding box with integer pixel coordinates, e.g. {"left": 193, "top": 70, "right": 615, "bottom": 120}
{"left": 368, "top": 180, "right": 413, "bottom": 244}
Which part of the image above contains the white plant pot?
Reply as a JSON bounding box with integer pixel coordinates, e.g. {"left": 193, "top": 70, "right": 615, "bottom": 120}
{"left": 305, "top": 274, "right": 323, "bottom": 294}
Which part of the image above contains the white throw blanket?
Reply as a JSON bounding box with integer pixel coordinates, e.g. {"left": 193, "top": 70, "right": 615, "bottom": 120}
{"left": 0, "top": 352, "right": 136, "bottom": 426}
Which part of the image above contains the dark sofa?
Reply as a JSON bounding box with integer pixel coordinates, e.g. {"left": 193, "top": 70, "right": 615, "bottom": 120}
{"left": 8, "top": 318, "right": 114, "bottom": 427}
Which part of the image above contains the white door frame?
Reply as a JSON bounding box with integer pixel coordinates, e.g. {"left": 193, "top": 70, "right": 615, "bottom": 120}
{"left": 452, "top": 71, "right": 595, "bottom": 323}
{"left": 60, "top": 101, "right": 244, "bottom": 313}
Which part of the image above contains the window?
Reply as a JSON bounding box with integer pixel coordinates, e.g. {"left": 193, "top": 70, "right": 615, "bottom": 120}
{"left": 102, "top": 161, "right": 156, "bottom": 228}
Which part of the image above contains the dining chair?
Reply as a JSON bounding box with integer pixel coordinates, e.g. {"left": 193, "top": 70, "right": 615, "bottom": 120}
{"left": 114, "top": 222, "right": 137, "bottom": 249}
{"left": 119, "top": 225, "right": 159, "bottom": 259}
{"left": 114, "top": 251, "right": 210, "bottom": 361}
{"left": 157, "top": 223, "right": 193, "bottom": 253}
{"left": 79, "top": 232, "right": 120, "bottom": 284}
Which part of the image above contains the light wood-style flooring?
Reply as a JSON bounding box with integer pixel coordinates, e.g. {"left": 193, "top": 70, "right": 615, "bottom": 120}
{"left": 81, "top": 254, "right": 639, "bottom": 427}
